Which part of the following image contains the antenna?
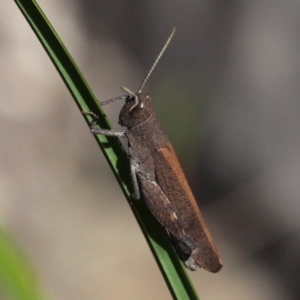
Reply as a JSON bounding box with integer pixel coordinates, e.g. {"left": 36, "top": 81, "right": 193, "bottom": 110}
{"left": 121, "top": 85, "right": 139, "bottom": 112}
{"left": 100, "top": 95, "right": 127, "bottom": 106}
{"left": 138, "top": 27, "right": 176, "bottom": 93}
{"left": 121, "top": 86, "right": 135, "bottom": 96}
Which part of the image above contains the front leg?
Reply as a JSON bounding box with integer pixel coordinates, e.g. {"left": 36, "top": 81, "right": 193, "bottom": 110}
{"left": 82, "top": 111, "right": 124, "bottom": 137}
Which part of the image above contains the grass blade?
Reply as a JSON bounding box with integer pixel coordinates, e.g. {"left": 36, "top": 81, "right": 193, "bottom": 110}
{"left": 0, "top": 225, "right": 43, "bottom": 300}
{"left": 14, "top": 0, "right": 200, "bottom": 298}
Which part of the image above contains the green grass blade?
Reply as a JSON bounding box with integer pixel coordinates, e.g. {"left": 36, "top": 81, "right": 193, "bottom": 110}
{"left": 14, "top": 0, "right": 200, "bottom": 298}
{"left": 0, "top": 225, "right": 44, "bottom": 300}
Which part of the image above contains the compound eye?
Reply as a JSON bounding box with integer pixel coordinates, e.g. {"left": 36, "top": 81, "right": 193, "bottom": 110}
{"left": 125, "top": 95, "right": 135, "bottom": 103}
{"left": 140, "top": 95, "right": 151, "bottom": 108}
{"left": 127, "top": 95, "right": 140, "bottom": 113}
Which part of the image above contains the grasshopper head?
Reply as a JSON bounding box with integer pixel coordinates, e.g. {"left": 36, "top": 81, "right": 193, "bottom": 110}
{"left": 118, "top": 93, "right": 153, "bottom": 128}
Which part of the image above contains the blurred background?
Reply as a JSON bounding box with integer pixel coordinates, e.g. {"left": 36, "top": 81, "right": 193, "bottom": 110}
{"left": 1, "top": 1, "right": 300, "bottom": 299}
